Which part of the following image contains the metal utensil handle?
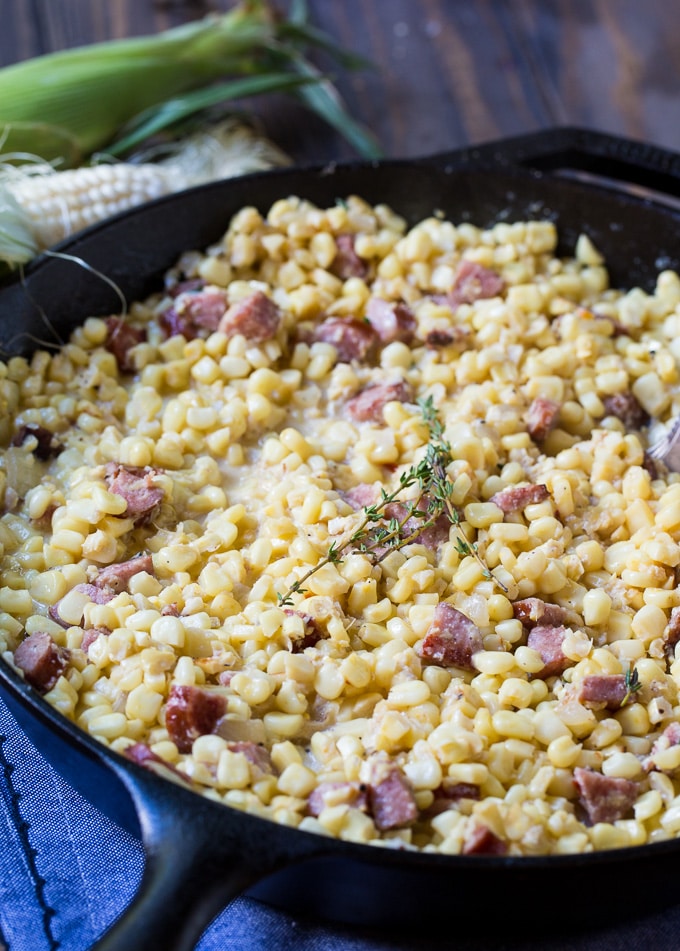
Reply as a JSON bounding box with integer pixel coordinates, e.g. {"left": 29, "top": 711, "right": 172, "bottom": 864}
{"left": 429, "top": 127, "right": 680, "bottom": 204}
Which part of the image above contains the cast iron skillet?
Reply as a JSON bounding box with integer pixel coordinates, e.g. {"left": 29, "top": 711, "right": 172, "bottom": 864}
{"left": 2, "top": 128, "right": 680, "bottom": 949}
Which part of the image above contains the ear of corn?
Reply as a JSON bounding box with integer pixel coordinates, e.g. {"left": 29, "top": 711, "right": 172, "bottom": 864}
{"left": 5, "top": 164, "right": 176, "bottom": 251}
{"left": 104, "top": 71, "right": 313, "bottom": 158}
{"left": 0, "top": 186, "right": 38, "bottom": 266}
{"left": 0, "top": 0, "right": 380, "bottom": 166}
{"left": 0, "top": 7, "right": 272, "bottom": 164}
{"left": 0, "top": 119, "right": 291, "bottom": 266}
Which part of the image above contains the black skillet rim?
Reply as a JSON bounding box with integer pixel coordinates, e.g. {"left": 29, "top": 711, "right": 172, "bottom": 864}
{"left": 1, "top": 143, "right": 680, "bottom": 878}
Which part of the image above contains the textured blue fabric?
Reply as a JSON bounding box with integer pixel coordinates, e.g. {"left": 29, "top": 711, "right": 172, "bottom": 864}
{"left": 2, "top": 691, "right": 680, "bottom": 951}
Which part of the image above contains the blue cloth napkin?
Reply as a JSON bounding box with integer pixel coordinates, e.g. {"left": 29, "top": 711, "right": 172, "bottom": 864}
{"left": 2, "top": 692, "right": 680, "bottom": 951}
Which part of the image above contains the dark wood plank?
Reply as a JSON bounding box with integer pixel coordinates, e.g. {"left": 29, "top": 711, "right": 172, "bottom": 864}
{"left": 1, "top": 0, "right": 680, "bottom": 164}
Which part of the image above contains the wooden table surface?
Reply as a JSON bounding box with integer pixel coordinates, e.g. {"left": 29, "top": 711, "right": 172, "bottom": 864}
{"left": 2, "top": 0, "right": 680, "bottom": 165}
{"left": 1, "top": 3, "right": 680, "bottom": 949}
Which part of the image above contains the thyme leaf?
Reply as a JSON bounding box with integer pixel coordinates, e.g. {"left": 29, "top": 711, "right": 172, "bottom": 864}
{"left": 278, "top": 397, "right": 506, "bottom": 604}
{"left": 621, "top": 666, "right": 642, "bottom": 706}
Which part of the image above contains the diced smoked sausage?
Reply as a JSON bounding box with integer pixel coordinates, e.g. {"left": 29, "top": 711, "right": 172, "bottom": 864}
{"left": 425, "top": 781, "right": 480, "bottom": 817}
{"left": 424, "top": 328, "right": 468, "bottom": 349}
{"left": 11, "top": 424, "right": 63, "bottom": 461}
{"left": 384, "top": 500, "right": 451, "bottom": 550}
{"left": 179, "top": 289, "right": 229, "bottom": 332}
{"left": 160, "top": 288, "right": 229, "bottom": 340}
{"left": 81, "top": 626, "right": 111, "bottom": 653}
{"left": 602, "top": 391, "right": 649, "bottom": 430}
{"left": 165, "top": 684, "right": 227, "bottom": 754}
{"left": 526, "top": 625, "right": 570, "bottom": 678}
{"left": 418, "top": 602, "right": 483, "bottom": 670}
{"left": 449, "top": 261, "right": 505, "bottom": 308}
{"left": 342, "top": 483, "right": 379, "bottom": 511}
{"left": 285, "top": 610, "right": 326, "bottom": 653}
{"left": 644, "top": 722, "right": 680, "bottom": 772}
{"left": 105, "top": 463, "right": 164, "bottom": 525}
{"left": 104, "top": 317, "right": 147, "bottom": 373}
{"left": 368, "top": 765, "right": 419, "bottom": 831}
{"left": 226, "top": 741, "right": 274, "bottom": 776}
{"left": 331, "top": 233, "right": 368, "bottom": 280}
{"left": 218, "top": 290, "right": 280, "bottom": 343}
{"left": 578, "top": 674, "right": 627, "bottom": 710}
{"left": 95, "top": 554, "right": 154, "bottom": 594}
{"left": 573, "top": 767, "right": 637, "bottom": 825}
{"left": 365, "top": 298, "right": 416, "bottom": 344}
{"left": 14, "top": 631, "right": 69, "bottom": 693}
{"left": 526, "top": 397, "right": 560, "bottom": 442}
{"left": 490, "top": 484, "right": 550, "bottom": 514}
{"left": 313, "top": 317, "right": 378, "bottom": 364}
{"left": 512, "top": 598, "right": 567, "bottom": 629}
{"left": 124, "top": 742, "right": 190, "bottom": 782}
{"left": 346, "top": 379, "right": 413, "bottom": 423}
{"left": 307, "top": 781, "right": 369, "bottom": 817}
{"left": 462, "top": 822, "right": 508, "bottom": 855}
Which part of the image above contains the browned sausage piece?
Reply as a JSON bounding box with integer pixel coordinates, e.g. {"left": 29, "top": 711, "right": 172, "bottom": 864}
{"left": 306, "top": 781, "right": 369, "bottom": 817}
{"left": 449, "top": 261, "right": 505, "bottom": 307}
{"left": 11, "top": 424, "right": 63, "bottom": 461}
{"left": 573, "top": 767, "right": 638, "bottom": 825}
{"left": 418, "top": 603, "right": 483, "bottom": 670}
{"left": 526, "top": 625, "right": 571, "bottom": 679}
{"left": 104, "top": 317, "right": 147, "bottom": 373}
{"left": 159, "top": 305, "right": 198, "bottom": 340}
{"left": 644, "top": 722, "right": 680, "bottom": 772}
{"left": 49, "top": 582, "right": 117, "bottom": 628}
{"left": 526, "top": 397, "right": 560, "bottom": 442}
{"left": 95, "top": 554, "right": 154, "bottom": 594}
{"left": 105, "top": 464, "right": 164, "bottom": 525}
{"left": 578, "top": 674, "right": 628, "bottom": 710}
{"left": 425, "top": 781, "right": 481, "bottom": 817}
{"left": 160, "top": 286, "right": 228, "bottom": 340}
{"left": 81, "top": 626, "right": 112, "bottom": 653}
{"left": 365, "top": 298, "right": 416, "bottom": 345}
{"left": 331, "top": 233, "right": 369, "bottom": 280}
{"left": 14, "top": 631, "right": 70, "bottom": 693}
{"left": 124, "top": 742, "right": 190, "bottom": 782}
{"left": 368, "top": 766, "right": 419, "bottom": 831}
{"left": 602, "top": 391, "right": 649, "bottom": 430}
{"left": 346, "top": 380, "right": 413, "bottom": 423}
{"left": 218, "top": 290, "right": 280, "bottom": 343}
{"left": 384, "top": 500, "right": 451, "bottom": 550}
{"left": 226, "top": 741, "right": 275, "bottom": 777}
{"left": 424, "top": 328, "right": 468, "bottom": 349}
{"left": 178, "top": 289, "right": 229, "bottom": 332}
{"left": 665, "top": 606, "right": 680, "bottom": 655}
{"left": 284, "top": 610, "right": 326, "bottom": 653}
{"left": 313, "top": 317, "right": 379, "bottom": 364}
{"left": 341, "top": 483, "right": 379, "bottom": 511}
{"left": 164, "top": 684, "right": 227, "bottom": 754}
{"left": 512, "top": 598, "right": 567, "bottom": 629}
{"left": 462, "top": 822, "right": 508, "bottom": 855}
{"left": 490, "top": 484, "right": 550, "bottom": 514}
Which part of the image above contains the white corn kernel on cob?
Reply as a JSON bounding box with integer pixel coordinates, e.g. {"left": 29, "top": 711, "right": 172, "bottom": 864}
{"left": 7, "top": 162, "right": 177, "bottom": 250}
{"left": 0, "top": 119, "right": 288, "bottom": 267}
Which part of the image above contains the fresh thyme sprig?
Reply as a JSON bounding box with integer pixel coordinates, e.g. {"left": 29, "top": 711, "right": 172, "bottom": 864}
{"left": 621, "top": 665, "right": 642, "bottom": 706}
{"left": 418, "top": 396, "right": 507, "bottom": 592}
{"left": 277, "top": 396, "right": 506, "bottom": 606}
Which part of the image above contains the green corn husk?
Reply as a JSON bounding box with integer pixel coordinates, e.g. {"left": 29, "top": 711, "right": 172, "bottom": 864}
{"left": 0, "top": 0, "right": 380, "bottom": 166}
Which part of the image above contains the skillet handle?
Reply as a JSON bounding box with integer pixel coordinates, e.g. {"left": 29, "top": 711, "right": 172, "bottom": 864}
{"left": 91, "top": 831, "right": 254, "bottom": 951}
{"left": 89, "top": 763, "right": 308, "bottom": 951}
{"left": 428, "top": 127, "right": 680, "bottom": 205}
